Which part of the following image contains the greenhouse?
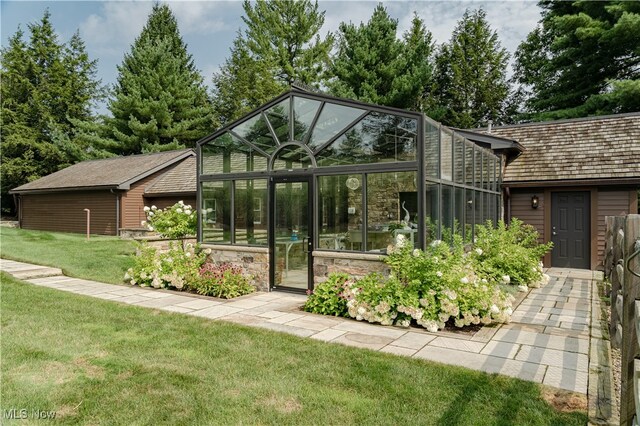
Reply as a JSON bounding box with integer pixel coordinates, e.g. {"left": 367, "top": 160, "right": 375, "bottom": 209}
{"left": 197, "top": 89, "right": 502, "bottom": 292}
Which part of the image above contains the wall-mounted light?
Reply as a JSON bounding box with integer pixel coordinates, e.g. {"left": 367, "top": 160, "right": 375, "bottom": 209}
{"left": 531, "top": 195, "right": 539, "bottom": 209}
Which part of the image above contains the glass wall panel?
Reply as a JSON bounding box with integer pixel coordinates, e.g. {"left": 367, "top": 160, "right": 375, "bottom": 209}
{"left": 464, "top": 189, "right": 475, "bottom": 243}
{"left": 483, "top": 192, "right": 490, "bottom": 225}
{"left": 308, "top": 103, "right": 365, "bottom": 151}
{"left": 441, "top": 185, "right": 454, "bottom": 242}
{"left": 367, "top": 171, "right": 417, "bottom": 251}
{"left": 272, "top": 146, "right": 313, "bottom": 170}
{"left": 234, "top": 179, "right": 268, "bottom": 245}
{"left": 483, "top": 153, "right": 490, "bottom": 190}
{"left": 201, "top": 181, "right": 231, "bottom": 243}
{"left": 465, "top": 142, "right": 474, "bottom": 186}
{"left": 425, "top": 181, "right": 439, "bottom": 242}
{"left": 474, "top": 147, "right": 482, "bottom": 188}
{"left": 454, "top": 186, "right": 464, "bottom": 238}
{"left": 265, "top": 99, "right": 291, "bottom": 143}
{"left": 474, "top": 190, "right": 484, "bottom": 227}
{"left": 231, "top": 114, "right": 278, "bottom": 154}
{"left": 202, "top": 134, "right": 268, "bottom": 174}
{"left": 454, "top": 134, "right": 465, "bottom": 184}
{"left": 495, "top": 158, "right": 501, "bottom": 190}
{"left": 316, "top": 112, "right": 417, "bottom": 167}
{"left": 440, "top": 129, "right": 453, "bottom": 181}
{"left": 293, "top": 97, "right": 321, "bottom": 142}
{"left": 425, "top": 121, "right": 439, "bottom": 178}
{"left": 317, "top": 175, "right": 363, "bottom": 251}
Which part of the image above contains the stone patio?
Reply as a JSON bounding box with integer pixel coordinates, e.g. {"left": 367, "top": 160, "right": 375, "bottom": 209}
{"left": 1, "top": 259, "right": 610, "bottom": 399}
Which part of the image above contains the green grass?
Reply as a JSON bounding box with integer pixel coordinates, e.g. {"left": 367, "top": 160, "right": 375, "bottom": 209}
{"left": 0, "top": 227, "right": 135, "bottom": 284}
{"left": 1, "top": 273, "right": 587, "bottom": 425}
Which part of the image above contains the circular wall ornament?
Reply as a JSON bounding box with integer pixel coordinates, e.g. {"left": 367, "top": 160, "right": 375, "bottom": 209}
{"left": 346, "top": 177, "right": 360, "bottom": 190}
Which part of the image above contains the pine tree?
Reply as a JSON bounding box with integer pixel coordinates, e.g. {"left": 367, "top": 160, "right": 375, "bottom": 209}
{"left": 427, "top": 9, "right": 511, "bottom": 128}
{"left": 212, "top": 0, "right": 332, "bottom": 124}
{"left": 212, "top": 35, "right": 284, "bottom": 125}
{"left": 242, "top": 0, "right": 333, "bottom": 86}
{"left": 1, "top": 11, "right": 102, "bottom": 214}
{"left": 328, "top": 5, "right": 434, "bottom": 110}
{"left": 105, "top": 3, "right": 213, "bottom": 154}
{"left": 514, "top": 1, "right": 640, "bottom": 120}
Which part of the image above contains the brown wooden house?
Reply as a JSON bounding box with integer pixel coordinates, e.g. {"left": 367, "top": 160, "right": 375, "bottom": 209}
{"left": 10, "top": 149, "right": 195, "bottom": 235}
{"left": 487, "top": 113, "right": 640, "bottom": 270}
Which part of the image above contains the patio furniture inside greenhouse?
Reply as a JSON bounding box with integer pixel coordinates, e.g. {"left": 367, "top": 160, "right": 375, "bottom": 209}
{"left": 197, "top": 89, "right": 502, "bottom": 292}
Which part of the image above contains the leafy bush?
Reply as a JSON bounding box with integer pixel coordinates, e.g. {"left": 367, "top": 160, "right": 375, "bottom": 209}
{"left": 472, "top": 219, "right": 553, "bottom": 287}
{"left": 190, "top": 262, "right": 255, "bottom": 299}
{"left": 305, "top": 236, "right": 514, "bottom": 332}
{"left": 303, "top": 273, "right": 353, "bottom": 317}
{"left": 143, "top": 201, "right": 196, "bottom": 239}
{"left": 125, "top": 242, "right": 206, "bottom": 290}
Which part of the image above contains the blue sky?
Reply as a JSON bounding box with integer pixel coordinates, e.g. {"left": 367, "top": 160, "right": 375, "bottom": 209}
{"left": 1, "top": 1, "right": 543, "bottom": 114}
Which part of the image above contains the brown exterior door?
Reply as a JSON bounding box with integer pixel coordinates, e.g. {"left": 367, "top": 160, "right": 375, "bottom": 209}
{"left": 551, "top": 191, "right": 590, "bottom": 269}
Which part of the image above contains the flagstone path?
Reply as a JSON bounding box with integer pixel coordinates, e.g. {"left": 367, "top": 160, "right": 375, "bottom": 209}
{"left": 1, "top": 259, "right": 610, "bottom": 400}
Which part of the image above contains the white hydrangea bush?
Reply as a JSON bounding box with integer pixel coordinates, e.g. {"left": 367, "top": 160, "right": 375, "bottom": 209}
{"left": 142, "top": 201, "right": 196, "bottom": 239}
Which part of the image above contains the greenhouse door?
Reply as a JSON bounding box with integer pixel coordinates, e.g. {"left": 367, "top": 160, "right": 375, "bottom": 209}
{"left": 270, "top": 175, "right": 313, "bottom": 292}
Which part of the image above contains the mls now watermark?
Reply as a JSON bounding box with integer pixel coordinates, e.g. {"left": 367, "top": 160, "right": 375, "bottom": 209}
{"left": 3, "top": 408, "right": 56, "bottom": 420}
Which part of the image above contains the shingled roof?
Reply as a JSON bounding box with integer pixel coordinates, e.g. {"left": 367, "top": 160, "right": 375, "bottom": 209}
{"left": 11, "top": 149, "right": 194, "bottom": 193}
{"left": 145, "top": 156, "right": 196, "bottom": 196}
{"left": 485, "top": 113, "right": 640, "bottom": 185}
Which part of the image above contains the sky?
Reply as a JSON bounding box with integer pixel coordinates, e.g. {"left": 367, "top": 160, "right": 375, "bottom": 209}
{"left": 1, "top": 0, "right": 543, "bottom": 114}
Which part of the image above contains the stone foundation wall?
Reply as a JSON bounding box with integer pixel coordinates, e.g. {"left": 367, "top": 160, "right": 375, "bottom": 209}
{"left": 313, "top": 251, "right": 389, "bottom": 285}
{"left": 136, "top": 237, "right": 197, "bottom": 252}
{"left": 202, "top": 244, "right": 269, "bottom": 292}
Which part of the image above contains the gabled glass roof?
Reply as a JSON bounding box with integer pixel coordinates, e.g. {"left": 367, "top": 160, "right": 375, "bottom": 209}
{"left": 201, "top": 91, "right": 421, "bottom": 171}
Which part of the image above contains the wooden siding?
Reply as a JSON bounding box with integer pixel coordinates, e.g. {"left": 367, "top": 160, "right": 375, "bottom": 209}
{"left": 20, "top": 191, "right": 117, "bottom": 235}
{"left": 144, "top": 196, "right": 196, "bottom": 211}
{"left": 509, "top": 191, "right": 545, "bottom": 243}
{"left": 597, "top": 190, "right": 632, "bottom": 265}
{"left": 120, "top": 166, "right": 180, "bottom": 229}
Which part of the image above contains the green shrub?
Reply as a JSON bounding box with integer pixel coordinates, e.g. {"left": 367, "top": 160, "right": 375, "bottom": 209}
{"left": 143, "top": 201, "right": 196, "bottom": 239}
{"left": 303, "top": 273, "right": 352, "bottom": 317}
{"left": 190, "top": 263, "right": 255, "bottom": 299}
{"left": 472, "top": 219, "right": 553, "bottom": 287}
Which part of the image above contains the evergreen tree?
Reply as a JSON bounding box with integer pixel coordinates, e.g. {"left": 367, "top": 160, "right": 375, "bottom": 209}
{"left": 212, "top": 0, "right": 332, "bottom": 125}
{"left": 212, "top": 35, "right": 284, "bottom": 125}
{"left": 104, "top": 3, "right": 213, "bottom": 154}
{"left": 329, "top": 5, "right": 434, "bottom": 110}
{"left": 1, "top": 11, "right": 102, "bottom": 214}
{"left": 514, "top": 0, "right": 640, "bottom": 120}
{"left": 242, "top": 0, "right": 333, "bottom": 86}
{"left": 427, "top": 9, "right": 511, "bottom": 128}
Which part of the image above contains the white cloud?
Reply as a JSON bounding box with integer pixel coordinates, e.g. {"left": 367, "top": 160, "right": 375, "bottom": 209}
{"left": 168, "top": 1, "right": 229, "bottom": 35}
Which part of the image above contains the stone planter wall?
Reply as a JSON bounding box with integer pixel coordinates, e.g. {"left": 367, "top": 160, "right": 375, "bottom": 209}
{"left": 313, "top": 251, "right": 390, "bottom": 285}
{"left": 202, "top": 244, "right": 270, "bottom": 292}
{"left": 134, "top": 236, "right": 197, "bottom": 252}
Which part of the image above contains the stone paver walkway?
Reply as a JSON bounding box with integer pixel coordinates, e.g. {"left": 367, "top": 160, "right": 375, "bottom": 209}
{"left": 1, "top": 259, "right": 608, "bottom": 396}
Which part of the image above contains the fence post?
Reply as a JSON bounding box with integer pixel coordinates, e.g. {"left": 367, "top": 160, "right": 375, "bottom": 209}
{"left": 620, "top": 214, "right": 640, "bottom": 426}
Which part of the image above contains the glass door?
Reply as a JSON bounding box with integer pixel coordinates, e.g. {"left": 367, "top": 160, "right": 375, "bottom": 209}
{"left": 270, "top": 176, "right": 312, "bottom": 291}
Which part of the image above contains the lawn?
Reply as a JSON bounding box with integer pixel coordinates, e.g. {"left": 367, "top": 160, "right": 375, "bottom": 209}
{"left": 0, "top": 227, "right": 135, "bottom": 284}
{"left": 1, "top": 273, "right": 587, "bottom": 425}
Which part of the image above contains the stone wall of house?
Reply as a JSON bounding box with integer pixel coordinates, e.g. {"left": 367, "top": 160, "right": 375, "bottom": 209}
{"left": 202, "top": 244, "right": 269, "bottom": 292}
{"left": 313, "top": 251, "right": 389, "bottom": 285}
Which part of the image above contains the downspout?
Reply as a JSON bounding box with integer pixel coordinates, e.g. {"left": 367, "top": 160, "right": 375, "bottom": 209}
{"left": 13, "top": 194, "right": 21, "bottom": 227}
{"left": 504, "top": 186, "right": 511, "bottom": 225}
{"left": 111, "top": 189, "right": 120, "bottom": 236}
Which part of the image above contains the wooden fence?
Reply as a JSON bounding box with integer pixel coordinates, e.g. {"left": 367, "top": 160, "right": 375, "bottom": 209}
{"left": 605, "top": 214, "right": 640, "bottom": 426}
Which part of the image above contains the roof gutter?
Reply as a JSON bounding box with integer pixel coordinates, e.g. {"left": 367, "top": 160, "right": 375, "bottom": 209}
{"left": 9, "top": 185, "right": 121, "bottom": 195}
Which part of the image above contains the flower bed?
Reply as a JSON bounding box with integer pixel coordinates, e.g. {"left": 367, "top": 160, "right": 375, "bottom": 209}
{"left": 124, "top": 242, "right": 255, "bottom": 299}
{"left": 304, "top": 219, "right": 552, "bottom": 332}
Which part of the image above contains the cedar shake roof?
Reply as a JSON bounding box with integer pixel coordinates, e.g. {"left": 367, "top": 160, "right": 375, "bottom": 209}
{"left": 485, "top": 113, "right": 640, "bottom": 184}
{"left": 145, "top": 156, "right": 196, "bottom": 196}
{"left": 11, "top": 149, "right": 194, "bottom": 193}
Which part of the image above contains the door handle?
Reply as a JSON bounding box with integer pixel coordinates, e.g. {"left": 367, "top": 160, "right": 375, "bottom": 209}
{"left": 552, "top": 231, "right": 557, "bottom": 236}
{"left": 302, "top": 236, "right": 312, "bottom": 253}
